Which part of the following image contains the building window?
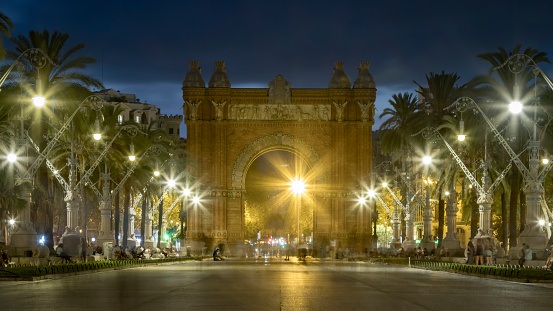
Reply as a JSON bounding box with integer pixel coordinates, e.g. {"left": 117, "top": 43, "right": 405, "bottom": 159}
{"left": 177, "top": 128, "right": 180, "bottom": 135}
{"left": 135, "top": 116, "right": 140, "bottom": 123}
{"left": 118, "top": 114, "right": 123, "bottom": 124}
{"left": 169, "top": 128, "right": 174, "bottom": 134}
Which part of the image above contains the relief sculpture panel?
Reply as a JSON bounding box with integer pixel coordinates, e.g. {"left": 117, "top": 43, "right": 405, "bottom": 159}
{"left": 228, "top": 104, "right": 331, "bottom": 121}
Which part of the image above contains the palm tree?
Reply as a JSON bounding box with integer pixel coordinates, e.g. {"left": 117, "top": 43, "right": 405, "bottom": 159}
{"left": 124, "top": 123, "right": 173, "bottom": 250}
{"left": 378, "top": 92, "right": 425, "bottom": 157}
{"left": 3, "top": 29, "right": 102, "bottom": 101}
{"left": 472, "top": 45, "right": 550, "bottom": 249}
{"left": 0, "top": 11, "right": 14, "bottom": 60}
{"left": 0, "top": 30, "right": 102, "bottom": 248}
{"left": 414, "top": 71, "right": 468, "bottom": 247}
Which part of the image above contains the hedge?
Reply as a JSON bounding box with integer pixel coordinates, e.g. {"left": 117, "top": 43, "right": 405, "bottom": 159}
{"left": 367, "top": 258, "right": 553, "bottom": 281}
{"left": 0, "top": 256, "right": 202, "bottom": 279}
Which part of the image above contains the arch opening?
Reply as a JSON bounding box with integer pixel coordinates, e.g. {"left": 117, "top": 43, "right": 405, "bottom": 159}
{"left": 244, "top": 150, "right": 314, "bottom": 252}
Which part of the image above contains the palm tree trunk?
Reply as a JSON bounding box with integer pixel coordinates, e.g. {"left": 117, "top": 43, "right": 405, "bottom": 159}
{"left": 437, "top": 195, "right": 444, "bottom": 248}
{"left": 471, "top": 188, "right": 478, "bottom": 238}
{"left": 509, "top": 170, "right": 520, "bottom": 248}
{"left": 400, "top": 210, "right": 406, "bottom": 242}
{"left": 81, "top": 179, "right": 87, "bottom": 240}
{"left": 122, "top": 186, "right": 130, "bottom": 250}
{"left": 158, "top": 198, "right": 164, "bottom": 249}
{"left": 519, "top": 190, "right": 526, "bottom": 233}
{"left": 114, "top": 191, "right": 120, "bottom": 246}
{"left": 501, "top": 190, "right": 508, "bottom": 251}
{"left": 141, "top": 193, "right": 146, "bottom": 247}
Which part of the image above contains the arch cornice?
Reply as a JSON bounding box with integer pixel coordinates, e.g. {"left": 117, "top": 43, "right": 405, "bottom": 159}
{"left": 231, "top": 132, "right": 327, "bottom": 189}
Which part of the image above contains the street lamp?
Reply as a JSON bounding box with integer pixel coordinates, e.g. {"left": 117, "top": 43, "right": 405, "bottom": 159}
{"left": 192, "top": 196, "right": 200, "bottom": 204}
{"left": 457, "top": 119, "right": 466, "bottom": 141}
{"left": 168, "top": 179, "right": 176, "bottom": 188}
{"left": 129, "top": 142, "right": 136, "bottom": 162}
{"left": 455, "top": 92, "right": 552, "bottom": 257}
{"left": 32, "top": 95, "right": 45, "bottom": 108}
{"left": 93, "top": 117, "right": 102, "bottom": 141}
{"left": 290, "top": 178, "right": 306, "bottom": 245}
{"left": 7, "top": 153, "right": 17, "bottom": 163}
{"left": 422, "top": 156, "right": 432, "bottom": 165}
{"left": 508, "top": 100, "right": 523, "bottom": 114}
{"left": 420, "top": 155, "right": 435, "bottom": 250}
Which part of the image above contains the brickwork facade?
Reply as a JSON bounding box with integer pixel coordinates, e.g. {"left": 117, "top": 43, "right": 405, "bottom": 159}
{"left": 182, "top": 61, "right": 377, "bottom": 252}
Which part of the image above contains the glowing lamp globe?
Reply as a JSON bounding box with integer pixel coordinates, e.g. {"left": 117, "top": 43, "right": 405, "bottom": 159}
{"left": 422, "top": 156, "right": 432, "bottom": 165}
{"left": 32, "top": 96, "right": 45, "bottom": 107}
{"left": 509, "top": 101, "right": 523, "bottom": 114}
{"left": 290, "top": 179, "right": 306, "bottom": 194}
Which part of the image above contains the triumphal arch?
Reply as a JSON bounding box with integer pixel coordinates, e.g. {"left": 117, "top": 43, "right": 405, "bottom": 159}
{"left": 182, "top": 61, "right": 376, "bottom": 254}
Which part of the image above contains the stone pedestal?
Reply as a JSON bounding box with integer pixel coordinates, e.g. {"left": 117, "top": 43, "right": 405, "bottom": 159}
{"left": 403, "top": 211, "right": 416, "bottom": 252}
{"left": 442, "top": 186, "right": 462, "bottom": 256}
{"left": 420, "top": 238, "right": 435, "bottom": 252}
{"left": 59, "top": 229, "right": 83, "bottom": 257}
{"left": 390, "top": 215, "right": 402, "bottom": 249}
{"left": 97, "top": 205, "right": 114, "bottom": 247}
{"left": 10, "top": 187, "right": 38, "bottom": 256}
{"left": 421, "top": 203, "right": 435, "bottom": 251}
{"left": 442, "top": 234, "right": 463, "bottom": 256}
{"left": 518, "top": 180, "right": 548, "bottom": 259}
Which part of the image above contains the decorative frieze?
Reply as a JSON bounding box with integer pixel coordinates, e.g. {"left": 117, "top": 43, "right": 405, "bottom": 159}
{"left": 227, "top": 103, "right": 331, "bottom": 121}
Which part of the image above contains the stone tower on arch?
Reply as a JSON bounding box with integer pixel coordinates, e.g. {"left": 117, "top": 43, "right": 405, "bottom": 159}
{"left": 182, "top": 61, "right": 376, "bottom": 254}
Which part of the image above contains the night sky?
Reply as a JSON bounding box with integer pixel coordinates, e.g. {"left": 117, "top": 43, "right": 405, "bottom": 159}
{"left": 3, "top": 0, "right": 553, "bottom": 135}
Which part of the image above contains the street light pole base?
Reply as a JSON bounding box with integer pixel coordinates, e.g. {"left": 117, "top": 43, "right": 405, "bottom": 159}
{"left": 9, "top": 232, "right": 39, "bottom": 256}
{"left": 402, "top": 239, "right": 417, "bottom": 252}
{"left": 420, "top": 237, "right": 435, "bottom": 252}
{"left": 518, "top": 229, "right": 548, "bottom": 259}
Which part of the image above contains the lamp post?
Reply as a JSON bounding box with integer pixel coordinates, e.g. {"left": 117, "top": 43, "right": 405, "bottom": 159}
{"left": 365, "top": 181, "right": 394, "bottom": 249}
{"left": 377, "top": 159, "right": 421, "bottom": 252}
{"left": 416, "top": 126, "right": 512, "bottom": 254}
{"left": 455, "top": 93, "right": 551, "bottom": 257}
{"left": 290, "top": 178, "right": 306, "bottom": 246}
{"left": 1, "top": 49, "right": 57, "bottom": 255}
{"left": 179, "top": 188, "right": 191, "bottom": 253}
{"left": 420, "top": 156, "right": 435, "bottom": 251}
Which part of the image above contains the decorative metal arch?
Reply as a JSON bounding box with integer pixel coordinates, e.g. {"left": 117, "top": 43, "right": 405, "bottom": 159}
{"left": 231, "top": 132, "right": 328, "bottom": 189}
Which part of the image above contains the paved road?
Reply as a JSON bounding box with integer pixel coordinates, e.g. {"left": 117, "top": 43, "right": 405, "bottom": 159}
{"left": 1, "top": 257, "right": 552, "bottom": 310}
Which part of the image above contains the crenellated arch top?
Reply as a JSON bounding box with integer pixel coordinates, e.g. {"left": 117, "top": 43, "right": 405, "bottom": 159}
{"left": 231, "top": 132, "right": 328, "bottom": 189}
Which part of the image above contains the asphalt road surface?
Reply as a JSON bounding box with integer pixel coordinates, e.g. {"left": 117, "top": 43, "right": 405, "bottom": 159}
{"left": 1, "top": 257, "right": 552, "bottom": 310}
